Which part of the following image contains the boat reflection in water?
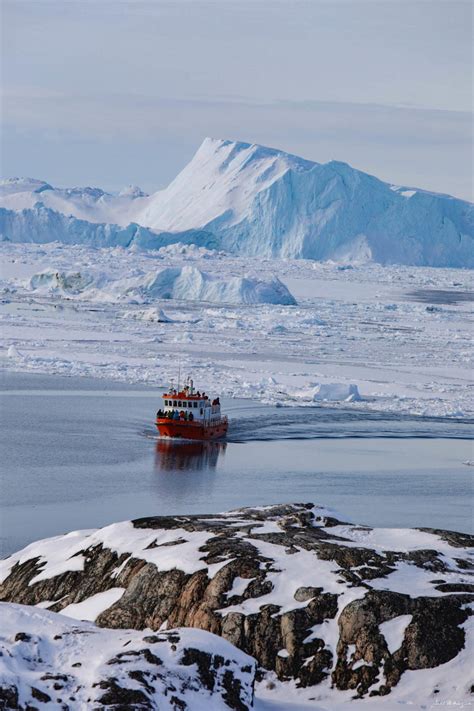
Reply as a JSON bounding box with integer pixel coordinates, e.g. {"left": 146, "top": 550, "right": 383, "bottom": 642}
{"left": 155, "top": 438, "right": 227, "bottom": 472}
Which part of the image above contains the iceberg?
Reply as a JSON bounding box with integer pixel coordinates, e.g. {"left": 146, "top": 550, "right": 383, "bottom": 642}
{"left": 1, "top": 138, "right": 472, "bottom": 267}
{"left": 128, "top": 266, "right": 297, "bottom": 305}
{"left": 312, "top": 383, "right": 362, "bottom": 402}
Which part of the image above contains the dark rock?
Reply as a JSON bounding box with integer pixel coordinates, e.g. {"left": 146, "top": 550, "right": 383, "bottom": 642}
{"left": 294, "top": 586, "right": 322, "bottom": 602}
{"left": 222, "top": 669, "right": 248, "bottom": 711}
{"left": 96, "top": 678, "right": 150, "bottom": 707}
{"left": 0, "top": 685, "right": 19, "bottom": 709}
{"left": 418, "top": 528, "right": 474, "bottom": 549}
{"left": 31, "top": 687, "right": 51, "bottom": 703}
{"left": 181, "top": 648, "right": 216, "bottom": 691}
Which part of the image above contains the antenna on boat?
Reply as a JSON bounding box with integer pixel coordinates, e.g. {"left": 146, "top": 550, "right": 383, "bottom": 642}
{"left": 177, "top": 361, "right": 181, "bottom": 393}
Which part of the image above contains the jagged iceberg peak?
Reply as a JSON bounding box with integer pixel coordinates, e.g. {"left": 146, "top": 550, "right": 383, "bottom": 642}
{"left": 137, "top": 137, "right": 319, "bottom": 232}
{"left": 195, "top": 136, "right": 318, "bottom": 174}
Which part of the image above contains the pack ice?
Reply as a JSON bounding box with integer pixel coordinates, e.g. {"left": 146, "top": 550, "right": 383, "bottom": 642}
{"left": 1, "top": 138, "right": 472, "bottom": 267}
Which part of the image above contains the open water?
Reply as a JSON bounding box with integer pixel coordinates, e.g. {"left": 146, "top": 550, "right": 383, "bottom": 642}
{"left": 0, "top": 371, "right": 472, "bottom": 555}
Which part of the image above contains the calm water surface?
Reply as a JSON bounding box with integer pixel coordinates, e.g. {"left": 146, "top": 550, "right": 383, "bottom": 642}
{"left": 0, "top": 371, "right": 472, "bottom": 555}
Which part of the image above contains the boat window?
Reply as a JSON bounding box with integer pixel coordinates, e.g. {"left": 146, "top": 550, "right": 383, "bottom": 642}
{"left": 193, "top": 402, "right": 197, "bottom": 408}
{"left": 200, "top": 408, "right": 203, "bottom": 415}
{"left": 178, "top": 401, "right": 182, "bottom": 407}
{"left": 187, "top": 402, "right": 192, "bottom": 408}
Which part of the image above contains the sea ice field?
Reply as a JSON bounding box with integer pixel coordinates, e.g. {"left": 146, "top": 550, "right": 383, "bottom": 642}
{"left": 1, "top": 241, "right": 473, "bottom": 421}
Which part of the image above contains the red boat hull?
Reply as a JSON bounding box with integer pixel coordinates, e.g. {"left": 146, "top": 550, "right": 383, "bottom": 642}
{"left": 156, "top": 418, "right": 228, "bottom": 441}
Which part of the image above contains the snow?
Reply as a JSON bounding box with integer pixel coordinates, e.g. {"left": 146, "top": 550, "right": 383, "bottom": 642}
{"left": 0, "top": 602, "right": 256, "bottom": 711}
{"left": 1, "top": 137, "right": 472, "bottom": 267}
{"left": 0, "top": 520, "right": 228, "bottom": 587}
{"left": 352, "top": 659, "right": 372, "bottom": 670}
{"left": 60, "top": 588, "right": 126, "bottom": 621}
{"left": 379, "top": 615, "right": 413, "bottom": 655}
{"left": 368, "top": 560, "right": 469, "bottom": 598}
{"left": 0, "top": 529, "right": 91, "bottom": 585}
{"left": 324, "top": 524, "right": 468, "bottom": 555}
{"left": 220, "top": 538, "right": 365, "bottom": 618}
{"left": 226, "top": 576, "right": 254, "bottom": 598}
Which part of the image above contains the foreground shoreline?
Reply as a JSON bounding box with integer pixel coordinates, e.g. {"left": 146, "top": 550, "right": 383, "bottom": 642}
{"left": 1, "top": 502, "right": 472, "bottom": 709}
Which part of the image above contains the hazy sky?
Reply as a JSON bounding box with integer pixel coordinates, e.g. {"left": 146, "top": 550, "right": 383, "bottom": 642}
{"left": 2, "top": 0, "right": 472, "bottom": 200}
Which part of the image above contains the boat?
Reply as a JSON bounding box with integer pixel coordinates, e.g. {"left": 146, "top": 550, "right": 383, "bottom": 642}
{"left": 155, "top": 378, "right": 228, "bottom": 441}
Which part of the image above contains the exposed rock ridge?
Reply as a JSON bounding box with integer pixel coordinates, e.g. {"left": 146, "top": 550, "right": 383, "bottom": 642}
{"left": 1, "top": 503, "right": 473, "bottom": 699}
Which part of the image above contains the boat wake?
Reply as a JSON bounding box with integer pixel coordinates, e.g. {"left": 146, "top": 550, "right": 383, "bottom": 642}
{"left": 143, "top": 406, "right": 473, "bottom": 443}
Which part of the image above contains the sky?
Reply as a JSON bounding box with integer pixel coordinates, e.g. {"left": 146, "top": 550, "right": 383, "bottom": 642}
{"left": 1, "top": 0, "right": 472, "bottom": 200}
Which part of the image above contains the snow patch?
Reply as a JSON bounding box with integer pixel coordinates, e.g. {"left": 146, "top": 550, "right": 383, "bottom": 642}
{"left": 60, "top": 587, "right": 125, "bottom": 621}
{"left": 379, "top": 614, "right": 413, "bottom": 655}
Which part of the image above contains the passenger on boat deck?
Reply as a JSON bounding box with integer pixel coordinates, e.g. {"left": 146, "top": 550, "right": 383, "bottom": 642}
{"left": 189, "top": 412, "right": 194, "bottom": 421}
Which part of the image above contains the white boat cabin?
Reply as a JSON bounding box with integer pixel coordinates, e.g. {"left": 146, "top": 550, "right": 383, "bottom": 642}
{"left": 161, "top": 379, "right": 223, "bottom": 423}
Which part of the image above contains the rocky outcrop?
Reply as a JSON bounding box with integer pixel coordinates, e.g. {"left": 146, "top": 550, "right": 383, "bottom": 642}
{"left": 333, "top": 590, "right": 471, "bottom": 697}
{"left": 1, "top": 503, "right": 472, "bottom": 699}
{"left": 0, "top": 603, "right": 256, "bottom": 710}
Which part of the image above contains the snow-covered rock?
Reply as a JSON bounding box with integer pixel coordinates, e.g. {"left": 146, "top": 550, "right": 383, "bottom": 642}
{"left": 1, "top": 138, "right": 472, "bottom": 266}
{"left": 1, "top": 503, "right": 472, "bottom": 701}
{"left": 0, "top": 603, "right": 256, "bottom": 710}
